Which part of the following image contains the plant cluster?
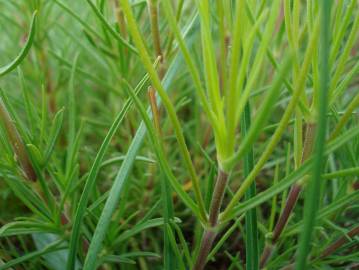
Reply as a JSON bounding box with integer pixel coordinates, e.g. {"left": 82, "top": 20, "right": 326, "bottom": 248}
{"left": 0, "top": 0, "right": 358, "bottom": 269}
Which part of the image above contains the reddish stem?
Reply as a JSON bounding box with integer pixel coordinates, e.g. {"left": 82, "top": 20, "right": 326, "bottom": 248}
{"left": 319, "top": 225, "right": 359, "bottom": 259}
{"left": 273, "top": 184, "right": 302, "bottom": 242}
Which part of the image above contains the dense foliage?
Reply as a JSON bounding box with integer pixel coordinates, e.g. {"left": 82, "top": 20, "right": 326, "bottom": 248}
{"left": 0, "top": 0, "right": 358, "bottom": 269}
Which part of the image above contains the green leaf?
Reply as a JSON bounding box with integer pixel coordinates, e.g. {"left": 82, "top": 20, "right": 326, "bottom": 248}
{"left": 295, "top": 2, "right": 332, "bottom": 268}
{"left": 0, "top": 221, "right": 58, "bottom": 238}
{"left": 80, "top": 16, "right": 200, "bottom": 270}
{"left": 85, "top": 0, "right": 137, "bottom": 54}
{"left": 66, "top": 74, "right": 149, "bottom": 270}
{"left": 226, "top": 54, "right": 293, "bottom": 170}
{"left": 115, "top": 218, "right": 180, "bottom": 244}
{"left": 0, "top": 11, "right": 37, "bottom": 77}
{"left": 285, "top": 192, "right": 359, "bottom": 237}
{"left": 165, "top": 223, "right": 186, "bottom": 270}
{"left": 43, "top": 108, "right": 65, "bottom": 166}
{"left": 119, "top": 0, "right": 206, "bottom": 219}
{"left": 99, "top": 252, "right": 160, "bottom": 265}
{"left": 0, "top": 238, "right": 64, "bottom": 270}
{"left": 242, "top": 102, "right": 259, "bottom": 270}
{"left": 33, "top": 233, "right": 82, "bottom": 270}
{"left": 222, "top": 125, "right": 359, "bottom": 222}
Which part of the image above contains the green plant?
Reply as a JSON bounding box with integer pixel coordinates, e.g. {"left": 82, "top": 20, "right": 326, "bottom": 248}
{"left": 0, "top": 1, "right": 358, "bottom": 270}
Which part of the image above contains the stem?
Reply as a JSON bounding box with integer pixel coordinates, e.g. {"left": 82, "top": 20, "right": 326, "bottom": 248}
{"left": 318, "top": 225, "right": 359, "bottom": 259}
{"left": 259, "top": 184, "right": 302, "bottom": 269}
{"left": 38, "top": 50, "right": 56, "bottom": 114}
{"left": 209, "top": 170, "right": 229, "bottom": 226}
{"left": 272, "top": 184, "right": 302, "bottom": 242}
{"left": 193, "top": 230, "right": 216, "bottom": 270}
{"left": 259, "top": 123, "right": 316, "bottom": 268}
{"left": 148, "top": 87, "right": 161, "bottom": 134}
{"left": 259, "top": 244, "right": 274, "bottom": 268}
{"left": 148, "top": 0, "right": 165, "bottom": 78}
{"left": 0, "top": 100, "right": 36, "bottom": 181}
{"left": 301, "top": 122, "right": 316, "bottom": 164}
{"left": 148, "top": 0, "right": 162, "bottom": 59}
{"left": 114, "top": 0, "right": 127, "bottom": 39}
{"left": 278, "top": 225, "right": 359, "bottom": 270}
{"left": 193, "top": 169, "right": 228, "bottom": 270}
{"left": 164, "top": 0, "right": 184, "bottom": 58}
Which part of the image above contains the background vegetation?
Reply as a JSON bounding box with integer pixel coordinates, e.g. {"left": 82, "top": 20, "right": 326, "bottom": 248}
{"left": 0, "top": 0, "right": 358, "bottom": 269}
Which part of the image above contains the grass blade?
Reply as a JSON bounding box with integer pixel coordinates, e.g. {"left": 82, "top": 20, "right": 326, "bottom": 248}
{"left": 0, "top": 239, "right": 63, "bottom": 270}
{"left": 0, "top": 11, "right": 37, "bottom": 77}
{"left": 85, "top": 0, "right": 137, "bottom": 54}
{"left": 119, "top": 0, "right": 207, "bottom": 219}
{"left": 295, "top": 2, "right": 331, "bottom": 269}
{"left": 78, "top": 21, "right": 198, "bottom": 268}
{"left": 66, "top": 74, "right": 149, "bottom": 270}
{"left": 242, "top": 102, "right": 259, "bottom": 270}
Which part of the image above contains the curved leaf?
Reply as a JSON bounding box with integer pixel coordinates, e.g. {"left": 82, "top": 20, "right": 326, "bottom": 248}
{"left": 0, "top": 11, "right": 37, "bottom": 77}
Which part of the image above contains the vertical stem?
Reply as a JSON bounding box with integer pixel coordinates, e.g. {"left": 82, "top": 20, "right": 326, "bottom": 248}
{"left": 38, "top": 50, "right": 56, "bottom": 114}
{"left": 148, "top": 0, "right": 162, "bottom": 60}
{"left": 272, "top": 184, "right": 302, "bottom": 242}
{"left": 164, "top": 0, "right": 184, "bottom": 58}
{"left": 300, "top": 123, "right": 316, "bottom": 163}
{"left": 260, "top": 122, "right": 316, "bottom": 268}
{"left": 193, "top": 230, "right": 217, "bottom": 270}
{"left": 209, "top": 170, "right": 229, "bottom": 226}
{"left": 260, "top": 244, "right": 274, "bottom": 268}
{"left": 193, "top": 169, "right": 228, "bottom": 270}
{"left": 148, "top": 0, "right": 165, "bottom": 78}
{"left": 114, "top": 0, "right": 127, "bottom": 39}
{"left": 148, "top": 87, "right": 161, "bottom": 134}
